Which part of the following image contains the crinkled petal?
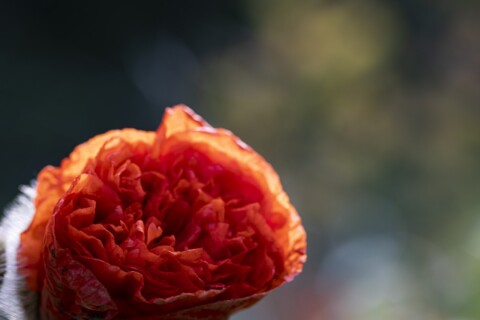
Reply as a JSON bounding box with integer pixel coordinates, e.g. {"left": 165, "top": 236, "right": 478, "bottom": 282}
{"left": 19, "top": 130, "right": 154, "bottom": 290}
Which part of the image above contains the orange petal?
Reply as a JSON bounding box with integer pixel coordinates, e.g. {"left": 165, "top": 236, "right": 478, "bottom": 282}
{"left": 153, "top": 105, "right": 212, "bottom": 156}
{"left": 157, "top": 105, "right": 211, "bottom": 140}
{"left": 160, "top": 124, "right": 306, "bottom": 284}
{"left": 19, "top": 129, "right": 155, "bottom": 290}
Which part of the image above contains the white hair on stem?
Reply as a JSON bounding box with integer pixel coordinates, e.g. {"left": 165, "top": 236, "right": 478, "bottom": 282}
{"left": 0, "top": 183, "right": 39, "bottom": 320}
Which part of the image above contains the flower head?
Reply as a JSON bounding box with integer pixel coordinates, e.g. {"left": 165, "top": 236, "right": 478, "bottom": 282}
{"left": 18, "top": 106, "right": 306, "bottom": 319}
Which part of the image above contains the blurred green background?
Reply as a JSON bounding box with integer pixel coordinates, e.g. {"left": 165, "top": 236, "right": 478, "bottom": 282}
{"left": 1, "top": 1, "right": 480, "bottom": 319}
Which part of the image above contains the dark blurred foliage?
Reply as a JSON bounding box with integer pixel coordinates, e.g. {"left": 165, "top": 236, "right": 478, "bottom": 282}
{"left": 1, "top": 0, "right": 480, "bottom": 319}
{"left": 0, "top": 0, "right": 249, "bottom": 208}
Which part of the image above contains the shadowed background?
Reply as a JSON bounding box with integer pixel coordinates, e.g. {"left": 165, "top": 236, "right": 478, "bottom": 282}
{"left": 1, "top": 0, "right": 480, "bottom": 319}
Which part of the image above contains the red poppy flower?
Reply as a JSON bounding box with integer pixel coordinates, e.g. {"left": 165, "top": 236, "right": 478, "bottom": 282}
{"left": 17, "top": 106, "right": 306, "bottom": 319}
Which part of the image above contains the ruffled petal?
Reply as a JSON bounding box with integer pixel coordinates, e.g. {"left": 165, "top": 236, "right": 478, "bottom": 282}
{"left": 19, "top": 129, "right": 154, "bottom": 290}
{"left": 160, "top": 126, "right": 307, "bottom": 283}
